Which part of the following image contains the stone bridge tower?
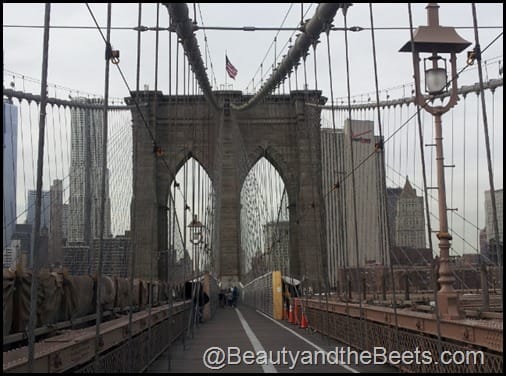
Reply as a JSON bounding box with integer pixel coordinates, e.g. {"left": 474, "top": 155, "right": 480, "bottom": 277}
{"left": 128, "top": 90, "right": 327, "bottom": 287}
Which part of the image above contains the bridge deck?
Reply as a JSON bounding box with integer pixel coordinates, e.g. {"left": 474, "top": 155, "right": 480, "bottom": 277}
{"left": 147, "top": 305, "right": 397, "bottom": 373}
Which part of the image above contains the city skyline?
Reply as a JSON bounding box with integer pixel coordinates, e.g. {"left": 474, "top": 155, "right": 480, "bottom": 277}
{"left": 2, "top": 3, "right": 503, "bottom": 261}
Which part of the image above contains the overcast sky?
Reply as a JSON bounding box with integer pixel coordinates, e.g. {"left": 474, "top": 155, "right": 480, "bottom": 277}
{"left": 3, "top": 3, "right": 504, "bottom": 258}
{"left": 3, "top": 3, "right": 502, "bottom": 98}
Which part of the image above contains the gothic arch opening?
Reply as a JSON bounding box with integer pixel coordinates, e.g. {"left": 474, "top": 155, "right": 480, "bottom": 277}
{"left": 165, "top": 156, "right": 215, "bottom": 284}
{"left": 240, "top": 157, "right": 289, "bottom": 283}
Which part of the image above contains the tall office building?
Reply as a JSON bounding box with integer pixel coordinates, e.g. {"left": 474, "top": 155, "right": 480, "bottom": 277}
{"left": 3, "top": 239, "right": 22, "bottom": 269}
{"left": 485, "top": 189, "right": 503, "bottom": 244}
{"left": 68, "top": 98, "right": 111, "bottom": 244}
{"left": 11, "top": 223, "right": 32, "bottom": 268}
{"left": 3, "top": 100, "right": 18, "bottom": 250}
{"left": 49, "top": 179, "right": 64, "bottom": 266}
{"left": 386, "top": 187, "right": 403, "bottom": 247}
{"left": 484, "top": 189, "right": 503, "bottom": 265}
{"left": 321, "top": 127, "right": 346, "bottom": 288}
{"left": 63, "top": 232, "right": 130, "bottom": 276}
{"left": 26, "top": 190, "right": 51, "bottom": 231}
{"left": 322, "top": 120, "right": 390, "bottom": 278}
{"left": 395, "top": 177, "right": 426, "bottom": 249}
{"left": 62, "top": 204, "right": 69, "bottom": 242}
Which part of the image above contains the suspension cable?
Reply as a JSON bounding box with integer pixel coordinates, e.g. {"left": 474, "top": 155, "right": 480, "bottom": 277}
{"left": 93, "top": 3, "right": 112, "bottom": 371}
{"left": 197, "top": 3, "right": 217, "bottom": 89}
{"left": 343, "top": 9, "right": 364, "bottom": 340}
{"left": 369, "top": 3, "right": 399, "bottom": 350}
{"left": 232, "top": 3, "right": 344, "bottom": 112}
{"left": 163, "top": 3, "right": 220, "bottom": 110}
{"left": 471, "top": 3, "right": 503, "bottom": 304}
{"left": 146, "top": 2, "right": 161, "bottom": 367}
{"left": 406, "top": 3, "right": 443, "bottom": 354}
{"left": 27, "top": 3, "right": 50, "bottom": 372}
{"left": 324, "top": 29, "right": 348, "bottom": 307}
{"left": 247, "top": 3, "right": 295, "bottom": 92}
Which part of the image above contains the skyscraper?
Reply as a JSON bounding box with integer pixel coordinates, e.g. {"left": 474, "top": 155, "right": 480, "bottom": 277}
{"left": 68, "top": 98, "right": 111, "bottom": 244}
{"left": 484, "top": 189, "right": 503, "bottom": 265}
{"left": 26, "top": 190, "right": 51, "bottom": 231}
{"left": 386, "top": 187, "right": 403, "bottom": 247}
{"left": 321, "top": 127, "right": 346, "bottom": 288}
{"left": 11, "top": 223, "right": 32, "bottom": 268}
{"left": 395, "top": 177, "right": 426, "bottom": 249}
{"left": 49, "top": 179, "right": 64, "bottom": 266}
{"left": 62, "top": 203, "right": 69, "bottom": 242}
{"left": 485, "top": 189, "right": 503, "bottom": 244}
{"left": 321, "top": 120, "right": 390, "bottom": 275}
{"left": 3, "top": 100, "right": 18, "bottom": 250}
{"left": 3, "top": 239, "right": 20, "bottom": 269}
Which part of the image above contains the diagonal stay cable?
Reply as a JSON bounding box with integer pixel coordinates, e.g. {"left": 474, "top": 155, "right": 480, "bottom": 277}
{"left": 86, "top": 3, "right": 193, "bottom": 191}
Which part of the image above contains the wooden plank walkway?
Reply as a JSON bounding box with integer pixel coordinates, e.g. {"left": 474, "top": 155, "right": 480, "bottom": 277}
{"left": 146, "top": 305, "right": 397, "bottom": 373}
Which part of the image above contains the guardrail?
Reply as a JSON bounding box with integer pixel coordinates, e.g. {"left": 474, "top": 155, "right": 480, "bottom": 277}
{"left": 3, "top": 301, "right": 191, "bottom": 373}
{"left": 305, "top": 299, "right": 503, "bottom": 373}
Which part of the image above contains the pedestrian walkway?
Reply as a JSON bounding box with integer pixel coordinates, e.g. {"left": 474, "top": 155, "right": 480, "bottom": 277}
{"left": 147, "top": 305, "right": 398, "bottom": 373}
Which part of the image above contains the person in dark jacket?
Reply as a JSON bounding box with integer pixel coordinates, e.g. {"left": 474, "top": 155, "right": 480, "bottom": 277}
{"left": 232, "top": 286, "right": 239, "bottom": 307}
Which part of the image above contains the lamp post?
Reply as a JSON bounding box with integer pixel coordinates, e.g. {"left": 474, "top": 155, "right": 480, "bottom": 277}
{"left": 188, "top": 214, "right": 205, "bottom": 274}
{"left": 400, "top": 3, "right": 470, "bottom": 319}
{"left": 188, "top": 214, "right": 204, "bottom": 245}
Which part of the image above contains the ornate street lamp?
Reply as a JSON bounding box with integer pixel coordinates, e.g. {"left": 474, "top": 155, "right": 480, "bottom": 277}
{"left": 188, "top": 214, "right": 205, "bottom": 282}
{"left": 400, "top": 3, "right": 470, "bottom": 319}
{"left": 188, "top": 214, "right": 205, "bottom": 245}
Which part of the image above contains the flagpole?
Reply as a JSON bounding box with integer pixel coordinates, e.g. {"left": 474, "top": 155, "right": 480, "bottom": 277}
{"left": 225, "top": 50, "right": 227, "bottom": 89}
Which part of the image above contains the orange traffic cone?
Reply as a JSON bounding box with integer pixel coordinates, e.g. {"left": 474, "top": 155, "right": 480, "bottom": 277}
{"left": 293, "top": 298, "right": 300, "bottom": 325}
{"left": 288, "top": 302, "right": 294, "bottom": 324}
{"left": 299, "top": 311, "right": 309, "bottom": 329}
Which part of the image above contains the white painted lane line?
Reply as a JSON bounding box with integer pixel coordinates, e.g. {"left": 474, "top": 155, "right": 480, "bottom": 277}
{"left": 255, "top": 309, "right": 359, "bottom": 373}
{"left": 235, "top": 308, "right": 278, "bottom": 373}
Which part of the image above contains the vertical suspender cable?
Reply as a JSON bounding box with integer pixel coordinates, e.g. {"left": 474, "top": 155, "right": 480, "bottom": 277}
{"left": 342, "top": 8, "right": 364, "bottom": 346}
{"left": 147, "top": 2, "right": 161, "bottom": 367}
{"left": 294, "top": 63, "right": 299, "bottom": 91}
{"left": 94, "top": 3, "right": 112, "bottom": 370}
{"left": 167, "top": 89, "right": 176, "bottom": 366}
{"left": 191, "top": 156, "right": 197, "bottom": 330}
{"left": 407, "top": 3, "right": 442, "bottom": 353}
{"left": 168, "top": 20, "right": 180, "bottom": 362}
{"left": 325, "top": 28, "right": 349, "bottom": 315}
{"left": 184, "top": 155, "right": 198, "bottom": 339}
{"left": 369, "top": 3, "right": 400, "bottom": 349}
{"left": 128, "top": 3, "right": 142, "bottom": 372}
{"left": 300, "top": 3, "right": 304, "bottom": 27}
{"left": 135, "top": 3, "right": 142, "bottom": 92}
{"left": 303, "top": 54, "right": 308, "bottom": 90}
{"left": 471, "top": 3, "right": 502, "bottom": 306}
{"left": 274, "top": 36, "right": 277, "bottom": 78}
{"left": 312, "top": 44, "right": 318, "bottom": 92}
{"left": 368, "top": 1, "right": 387, "bottom": 285}
{"left": 166, "top": 17, "right": 173, "bottom": 370}
{"left": 462, "top": 95, "right": 467, "bottom": 255}
{"left": 27, "top": 3, "right": 50, "bottom": 372}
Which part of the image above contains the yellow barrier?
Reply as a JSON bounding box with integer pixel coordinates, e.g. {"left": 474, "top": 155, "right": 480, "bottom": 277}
{"left": 272, "top": 271, "right": 282, "bottom": 320}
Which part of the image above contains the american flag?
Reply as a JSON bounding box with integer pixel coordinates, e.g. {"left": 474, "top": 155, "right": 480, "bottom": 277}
{"left": 226, "top": 55, "right": 238, "bottom": 80}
